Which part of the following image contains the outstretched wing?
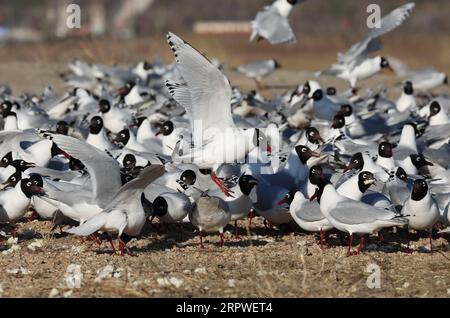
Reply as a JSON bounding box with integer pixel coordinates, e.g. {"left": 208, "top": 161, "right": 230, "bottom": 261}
{"left": 52, "top": 134, "right": 122, "bottom": 208}
{"left": 166, "top": 32, "right": 234, "bottom": 144}
{"left": 107, "top": 165, "right": 165, "bottom": 209}
{"left": 338, "top": 2, "right": 415, "bottom": 66}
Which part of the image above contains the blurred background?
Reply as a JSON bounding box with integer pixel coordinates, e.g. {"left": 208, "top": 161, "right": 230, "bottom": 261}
{"left": 0, "top": 0, "right": 448, "bottom": 93}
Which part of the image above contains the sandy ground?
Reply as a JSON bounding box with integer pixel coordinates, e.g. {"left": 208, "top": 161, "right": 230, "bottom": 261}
{"left": 0, "top": 36, "right": 449, "bottom": 298}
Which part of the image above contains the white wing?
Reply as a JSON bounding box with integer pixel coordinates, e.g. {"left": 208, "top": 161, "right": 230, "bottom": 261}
{"left": 51, "top": 134, "right": 122, "bottom": 208}
{"left": 166, "top": 32, "right": 234, "bottom": 145}
{"left": 107, "top": 165, "right": 165, "bottom": 209}
{"left": 338, "top": 2, "right": 415, "bottom": 66}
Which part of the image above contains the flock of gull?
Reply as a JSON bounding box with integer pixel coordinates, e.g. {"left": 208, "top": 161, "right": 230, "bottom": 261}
{"left": 0, "top": 0, "right": 449, "bottom": 256}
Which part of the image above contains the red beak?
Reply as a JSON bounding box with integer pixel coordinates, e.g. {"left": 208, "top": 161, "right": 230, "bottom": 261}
{"left": 277, "top": 199, "right": 286, "bottom": 206}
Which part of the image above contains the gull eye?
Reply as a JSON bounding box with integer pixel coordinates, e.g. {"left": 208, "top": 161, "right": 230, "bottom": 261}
{"left": 11, "top": 177, "right": 15, "bottom": 182}
{"left": 302, "top": 148, "right": 307, "bottom": 153}
{"left": 20, "top": 161, "right": 25, "bottom": 166}
{"left": 26, "top": 182, "right": 31, "bottom": 187}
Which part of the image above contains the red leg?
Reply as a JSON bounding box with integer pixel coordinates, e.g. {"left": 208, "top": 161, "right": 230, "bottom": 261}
{"left": 211, "top": 171, "right": 235, "bottom": 198}
{"left": 356, "top": 235, "right": 365, "bottom": 255}
{"left": 118, "top": 239, "right": 136, "bottom": 256}
{"left": 233, "top": 221, "right": 240, "bottom": 239}
{"left": 346, "top": 234, "right": 354, "bottom": 257}
{"left": 319, "top": 228, "right": 326, "bottom": 250}
{"left": 219, "top": 232, "right": 225, "bottom": 247}
{"left": 378, "top": 231, "right": 384, "bottom": 243}
{"left": 108, "top": 238, "right": 116, "bottom": 254}
{"left": 199, "top": 231, "right": 205, "bottom": 248}
{"left": 247, "top": 209, "right": 255, "bottom": 228}
{"left": 428, "top": 232, "right": 433, "bottom": 253}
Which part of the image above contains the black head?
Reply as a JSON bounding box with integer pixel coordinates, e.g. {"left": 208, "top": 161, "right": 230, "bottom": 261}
{"left": 346, "top": 152, "right": 364, "bottom": 171}
{"left": 238, "top": 174, "right": 258, "bottom": 196}
{"left": 51, "top": 142, "right": 68, "bottom": 158}
{"left": 302, "top": 81, "right": 311, "bottom": 95}
{"left": 287, "top": 0, "right": 297, "bottom": 5}
{"left": 380, "top": 57, "right": 391, "bottom": 69}
{"left": 29, "top": 173, "right": 44, "bottom": 187}
{"left": 429, "top": 101, "right": 441, "bottom": 118}
{"left": 311, "top": 89, "right": 323, "bottom": 101}
{"left": 410, "top": 154, "right": 433, "bottom": 170}
{"left": 180, "top": 169, "right": 196, "bottom": 186}
{"left": 0, "top": 152, "right": 13, "bottom": 168}
{"left": 305, "top": 127, "right": 324, "bottom": 144}
{"left": 395, "top": 167, "right": 408, "bottom": 182}
{"left": 10, "top": 160, "right": 35, "bottom": 172}
{"left": 152, "top": 196, "right": 168, "bottom": 217}
{"left": 281, "top": 189, "right": 297, "bottom": 205}
{"left": 123, "top": 154, "right": 136, "bottom": 169}
{"left": 156, "top": 121, "right": 174, "bottom": 136}
{"left": 358, "top": 171, "right": 376, "bottom": 193}
{"left": 20, "top": 178, "right": 45, "bottom": 199}
{"left": 114, "top": 129, "right": 130, "bottom": 146}
{"left": 0, "top": 101, "right": 12, "bottom": 116}
{"left": 98, "top": 99, "right": 111, "bottom": 113}
{"left": 403, "top": 81, "right": 414, "bottom": 95}
{"left": 326, "top": 87, "right": 336, "bottom": 96}
{"left": 273, "top": 59, "right": 282, "bottom": 69}
{"left": 143, "top": 61, "right": 152, "bottom": 70}
{"left": 295, "top": 145, "right": 320, "bottom": 164}
{"left": 69, "top": 157, "right": 85, "bottom": 171}
{"left": 311, "top": 178, "right": 332, "bottom": 204}
{"left": 1, "top": 108, "right": 15, "bottom": 118}
{"left": 412, "top": 179, "right": 428, "bottom": 201}
{"left": 378, "top": 141, "right": 393, "bottom": 158}
{"left": 2, "top": 171, "right": 22, "bottom": 189}
{"left": 331, "top": 114, "right": 346, "bottom": 129}
{"left": 89, "top": 116, "right": 104, "bottom": 134}
{"left": 309, "top": 165, "right": 324, "bottom": 185}
{"left": 339, "top": 104, "right": 353, "bottom": 117}
{"left": 136, "top": 117, "right": 147, "bottom": 128}
{"left": 56, "top": 121, "right": 69, "bottom": 135}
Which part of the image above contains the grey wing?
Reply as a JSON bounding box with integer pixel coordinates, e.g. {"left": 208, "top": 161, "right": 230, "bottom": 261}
{"left": 51, "top": 135, "right": 122, "bottom": 208}
{"left": 106, "top": 165, "right": 165, "bottom": 209}
{"left": 253, "top": 7, "right": 296, "bottom": 45}
{"left": 28, "top": 166, "right": 82, "bottom": 181}
{"left": 331, "top": 200, "right": 398, "bottom": 225}
{"left": 338, "top": 2, "right": 415, "bottom": 65}
{"left": 423, "top": 146, "right": 450, "bottom": 169}
{"left": 421, "top": 124, "right": 450, "bottom": 145}
{"left": 295, "top": 201, "right": 325, "bottom": 222}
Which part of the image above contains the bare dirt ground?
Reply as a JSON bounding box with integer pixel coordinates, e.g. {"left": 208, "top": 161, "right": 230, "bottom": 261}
{"left": 0, "top": 35, "right": 449, "bottom": 298}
